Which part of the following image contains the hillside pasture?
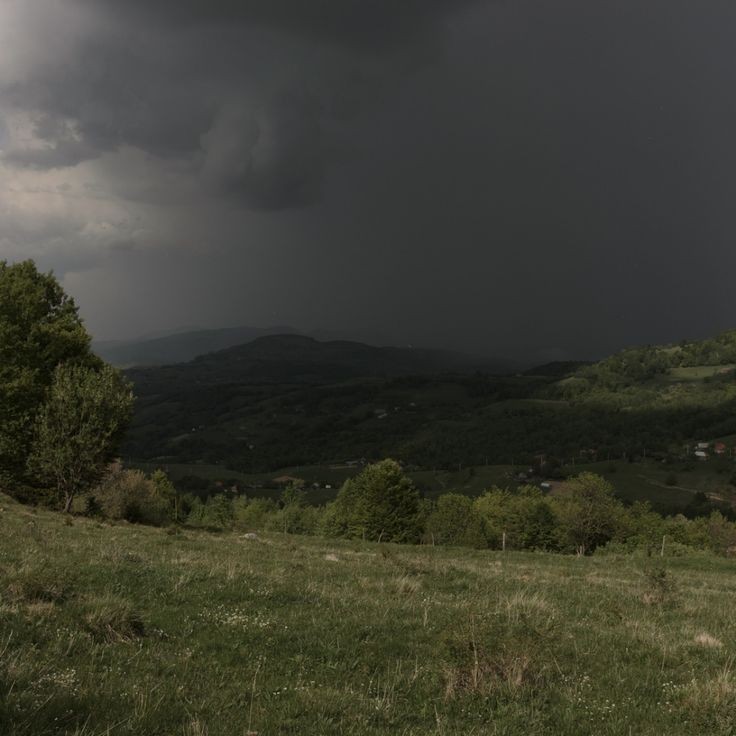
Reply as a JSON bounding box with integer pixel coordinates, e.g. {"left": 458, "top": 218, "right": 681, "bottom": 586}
{"left": 2, "top": 496, "right": 736, "bottom": 734}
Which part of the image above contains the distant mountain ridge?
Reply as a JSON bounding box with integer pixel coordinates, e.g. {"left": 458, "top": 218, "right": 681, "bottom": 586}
{"left": 122, "top": 327, "right": 736, "bottom": 480}
{"left": 94, "top": 325, "right": 301, "bottom": 367}
{"left": 95, "top": 324, "right": 518, "bottom": 372}
{"left": 127, "top": 333, "right": 509, "bottom": 391}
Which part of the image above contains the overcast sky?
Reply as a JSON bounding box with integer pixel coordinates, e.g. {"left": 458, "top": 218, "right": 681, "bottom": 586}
{"left": 1, "top": 0, "right": 735, "bottom": 362}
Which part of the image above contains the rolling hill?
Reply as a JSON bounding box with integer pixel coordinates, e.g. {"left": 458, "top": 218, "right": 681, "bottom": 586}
{"left": 121, "top": 330, "right": 736, "bottom": 510}
{"left": 127, "top": 333, "right": 503, "bottom": 389}
{"left": 93, "top": 324, "right": 302, "bottom": 367}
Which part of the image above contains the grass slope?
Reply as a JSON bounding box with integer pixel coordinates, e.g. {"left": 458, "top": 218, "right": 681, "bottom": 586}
{"left": 3, "top": 497, "right": 736, "bottom": 734}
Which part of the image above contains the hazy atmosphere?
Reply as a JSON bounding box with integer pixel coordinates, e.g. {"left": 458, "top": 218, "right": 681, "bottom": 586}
{"left": 2, "top": 0, "right": 736, "bottom": 361}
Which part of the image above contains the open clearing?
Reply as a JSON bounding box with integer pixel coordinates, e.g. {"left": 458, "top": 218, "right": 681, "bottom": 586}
{"left": 3, "top": 495, "right": 736, "bottom": 735}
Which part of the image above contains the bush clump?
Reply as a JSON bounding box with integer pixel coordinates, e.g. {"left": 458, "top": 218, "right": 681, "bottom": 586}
{"left": 92, "top": 466, "right": 171, "bottom": 526}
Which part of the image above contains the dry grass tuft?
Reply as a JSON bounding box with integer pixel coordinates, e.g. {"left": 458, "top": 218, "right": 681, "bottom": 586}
{"left": 4, "top": 567, "right": 71, "bottom": 604}
{"left": 25, "top": 600, "right": 57, "bottom": 619}
{"left": 443, "top": 648, "right": 537, "bottom": 700}
{"left": 504, "top": 590, "right": 554, "bottom": 624}
{"left": 182, "top": 718, "right": 209, "bottom": 736}
{"left": 394, "top": 574, "right": 421, "bottom": 595}
{"left": 442, "top": 611, "right": 551, "bottom": 700}
{"left": 83, "top": 594, "right": 146, "bottom": 643}
{"left": 694, "top": 632, "right": 723, "bottom": 648}
{"left": 680, "top": 661, "right": 736, "bottom": 714}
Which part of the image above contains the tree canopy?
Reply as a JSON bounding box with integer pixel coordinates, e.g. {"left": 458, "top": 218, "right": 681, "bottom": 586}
{"left": 0, "top": 260, "right": 133, "bottom": 506}
{"left": 327, "top": 459, "right": 422, "bottom": 543}
{"left": 27, "top": 363, "right": 133, "bottom": 512}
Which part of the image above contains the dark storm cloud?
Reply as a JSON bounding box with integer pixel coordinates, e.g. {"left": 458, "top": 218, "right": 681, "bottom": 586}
{"left": 201, "top": 91, "right": 327, "bottom": 209}
{"left": 1, "top": 0, "right": 479, "bottom": 209}
{"left": 77, "top": 0, "right": 475, "bottom": 50}
{"left": 5, "top": 0, "right": 736, "bottom": 361}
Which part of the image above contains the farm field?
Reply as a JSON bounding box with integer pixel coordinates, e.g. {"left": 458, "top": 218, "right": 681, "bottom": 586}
{"left": 2, "top": 494, "right": 736, "bottom": 735}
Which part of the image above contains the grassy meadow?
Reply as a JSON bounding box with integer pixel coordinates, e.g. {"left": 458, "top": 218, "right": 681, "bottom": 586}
{"left": 3, "top": 494, "right": 736, "bottom": 735}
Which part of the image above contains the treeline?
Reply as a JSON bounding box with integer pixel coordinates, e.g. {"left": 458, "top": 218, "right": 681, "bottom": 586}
{"left": 83, "top": 460, "right": 736, "bottom": 558}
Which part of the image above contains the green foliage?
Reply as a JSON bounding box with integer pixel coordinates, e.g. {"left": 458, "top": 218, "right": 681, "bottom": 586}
{"left": 122, "top": 327, "right": 736, "bottom": 479}
{"left": 329, "top": 460, "right": 422, "bottom": 543}
{"left": 473, "top": 487, "right": 558, "bottom": 551}
{"left": 425, "top": 493, "right": 487, "bottom": 548}
{"left": 187, "top": 494, "right": 234, "bottom": 528}
{"left": 554, "top": 473, "right": 620, "bottom": 554}
{"left": 280, "top": 482, "right": 307, "bottom": 508}
{"left": 233, "top": 497, "right": 277, "bottom": 529}
{"left": 26, "top": 363, "right": 133, "bottom": 511}
{"left": 150, "top": 469, "right": 180, "bottom": 521}
{"left": 0, "top": 260, "right": 95, "bottom": 487}
{"left": 93, "top": 467, "right": 171, "bottom": 526}
{"left": 266, "top": 504, "right": 323, "bottom": 535}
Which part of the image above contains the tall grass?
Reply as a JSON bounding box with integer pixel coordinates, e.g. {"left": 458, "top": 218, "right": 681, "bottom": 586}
{"left": 1, "top": 493, "right": 736, "bottom": 734}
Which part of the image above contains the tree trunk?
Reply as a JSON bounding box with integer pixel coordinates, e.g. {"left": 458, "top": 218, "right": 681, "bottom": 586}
{"left": 63, "top": 493, "right": 74, "bottom": 514}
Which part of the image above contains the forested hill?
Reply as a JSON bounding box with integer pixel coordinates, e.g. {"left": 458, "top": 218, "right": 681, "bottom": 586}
{"left": 123, "top": 330, "right": 736, "bottom": 473}
{"left": 558, "top": 331, "right": 736, "bottom": 408}
{"left": 93, "top": 325, "right": 302, "bottom": 368}
{"left": 126, "top": 334, "right": 507, "bottom": 390}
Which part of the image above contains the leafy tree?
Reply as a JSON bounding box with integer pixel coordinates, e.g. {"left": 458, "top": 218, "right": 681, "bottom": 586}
{"left": 504, "top": 487, "right": 558, "bottom": 550}
{"left": 425, "top": 493, "right": 487, "bottom": 548}
{"left": 474, "top": 486, "right": 557, "bottom": 551}
{"left": 27, "top": 364, "right": 133, "bottom": 512}
{"left": 280, "top": 482, "right": 307, "bottom": 508}
{"left": 555, "top": 473, "right": 620, "bottom": 554}
{"left": 202, "top": 494, "right": 234, "bottom": 527}
{"left": 329, "top": 459, "right": 422, "bottom": 543}
{"left": 151, "top": 469, "right": 180, "bottom": 522}
{"left": 0, "top": 260, "right": 95, "bottom": 487}
{"left": 613, "top": 501, "right": 665, "bottom": 552}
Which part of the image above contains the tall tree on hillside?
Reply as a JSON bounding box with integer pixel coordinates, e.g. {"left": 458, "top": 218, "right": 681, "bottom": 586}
{"left": 0, "top": 260, "right": 96, "bottom": 488}
{"left": 27, "top": 364, "right": 134, "bottom": 512}
{"left": 555, "top": 472, "right": 621, "bottom": 554}
{"left": 327, "top": 459, "right": 422, "bottom": 543}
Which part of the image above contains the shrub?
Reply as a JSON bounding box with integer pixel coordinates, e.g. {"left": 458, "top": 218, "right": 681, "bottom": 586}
{"left": 266, "top": 504, "right": 324, "bottom": 535}
{"left": 187, "top": 494, "right": 234, "bottom": 528}
{"left": 93, "top": 467, "right": 170, "bottom": 526}
{"left": 473, "top": 486, "right": 557, "bottom": 551}
{"left": 233, "top": 497, "right": 278, "bottom": 529}
{"left": 425, "top": 494, "right": 487, "bottom": 548}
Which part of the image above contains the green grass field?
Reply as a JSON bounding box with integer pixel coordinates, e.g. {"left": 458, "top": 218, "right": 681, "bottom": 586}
{"left": 3, "top": 495, "right": 736, "bottom": 734}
